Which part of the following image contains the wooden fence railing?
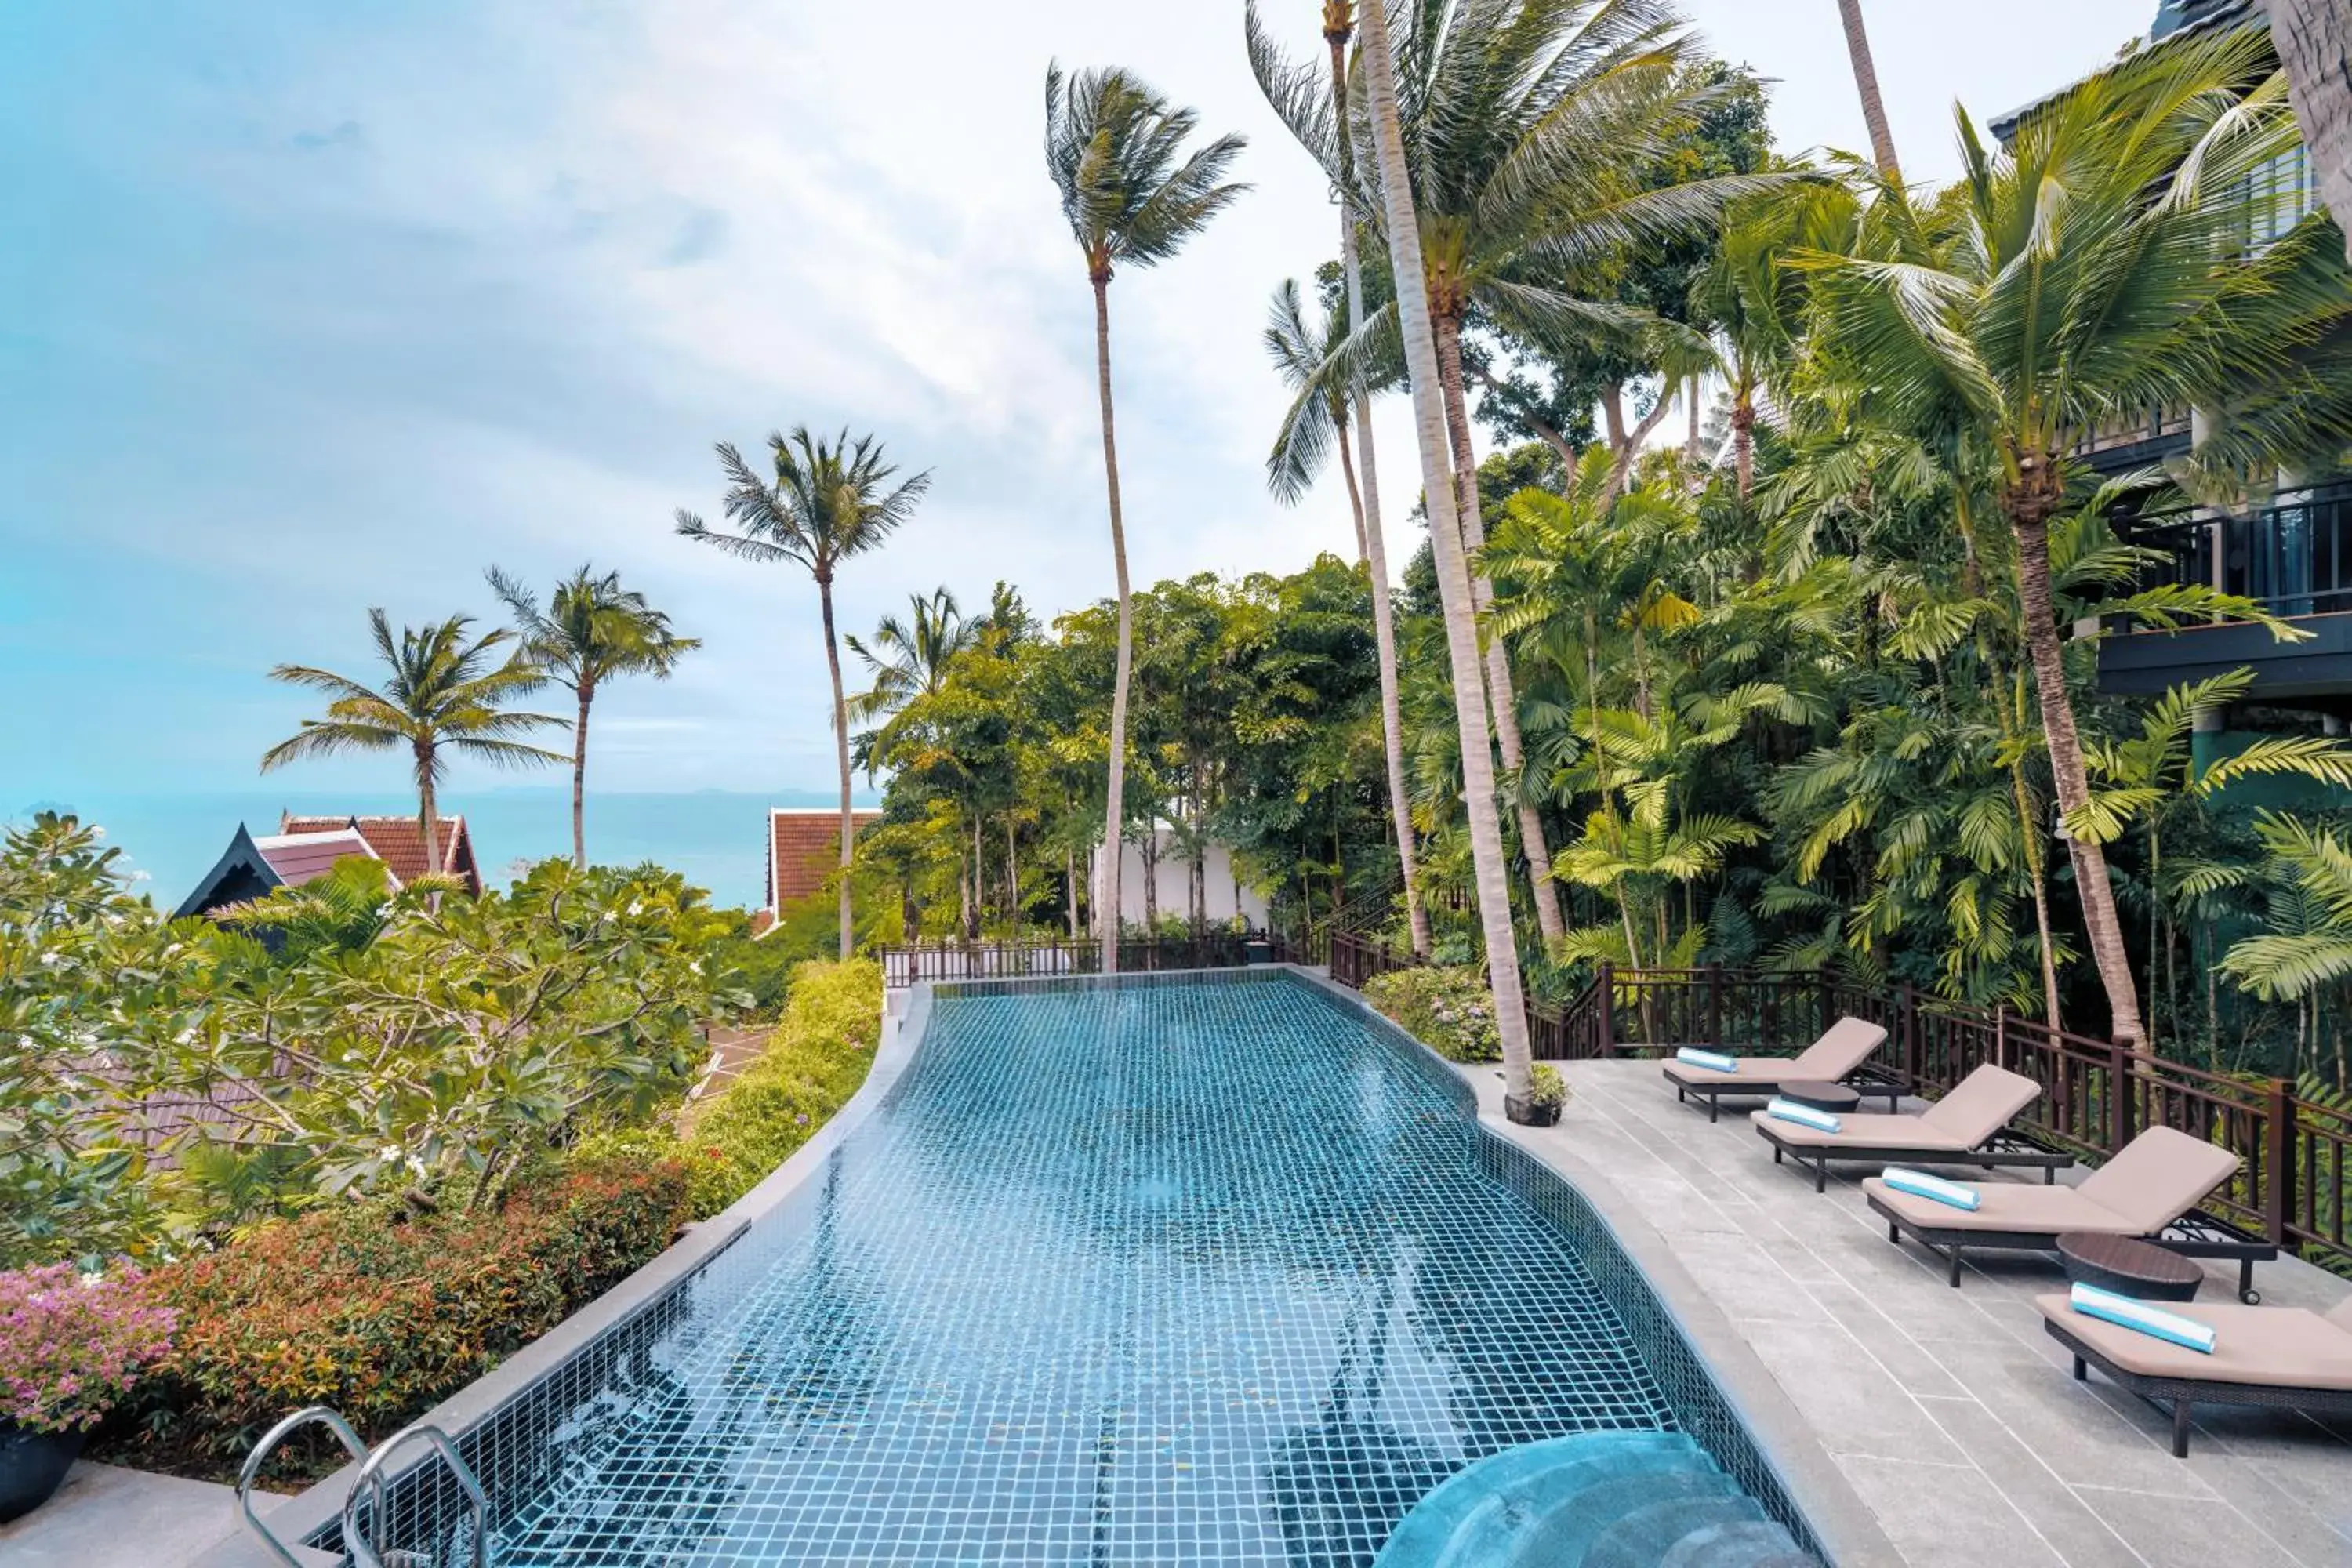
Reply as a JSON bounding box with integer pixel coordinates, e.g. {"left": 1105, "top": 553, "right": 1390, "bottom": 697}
{"left": 882, "top": 935, "right": 1255, "bottom": 989}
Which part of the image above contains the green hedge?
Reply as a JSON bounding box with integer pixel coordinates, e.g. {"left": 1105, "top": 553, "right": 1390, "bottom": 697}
{"left": 110, "top": 1156, "right": 690, "bottom": 1480}
{"left": 1362, "top": 966, "right": 1504, "bottom": 1062}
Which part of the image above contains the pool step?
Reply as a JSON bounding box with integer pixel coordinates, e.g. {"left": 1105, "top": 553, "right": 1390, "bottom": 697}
{"left": 1374, "top": 1431, "right": 1816, "bottom": 1568}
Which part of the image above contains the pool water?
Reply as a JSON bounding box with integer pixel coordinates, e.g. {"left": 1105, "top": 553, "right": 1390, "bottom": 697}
{"left": 491, "top": 977, "right": 1700, "bottom": 1565}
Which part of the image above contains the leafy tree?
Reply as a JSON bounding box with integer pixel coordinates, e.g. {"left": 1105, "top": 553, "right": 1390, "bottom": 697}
{"left": 677, "top": 429, "right": 930, "bottom": 960}
{"left": 1044, "top": 63, "right": 1247, "bottom": 969}
{"left": 488, "top": 564, "right": 699, "bottom": 868}
{"left": 260, "top": 612, "right": 564, "bottom": 874}
{"left": 1805, "top": 27, "right": 2352, "bottom": 1044}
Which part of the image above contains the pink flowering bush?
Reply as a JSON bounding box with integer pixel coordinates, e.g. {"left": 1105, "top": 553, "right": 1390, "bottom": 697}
{"left": 0, "top": 1264, "right": 175, "bottom": 1432}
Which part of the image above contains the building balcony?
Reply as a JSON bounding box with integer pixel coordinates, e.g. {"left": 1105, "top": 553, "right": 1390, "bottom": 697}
{"left": 2067, "top": 404, "right": 2194, "bottom": 477}
{"left": 2099, "top": 482, "right": 2352, "bottom": 706}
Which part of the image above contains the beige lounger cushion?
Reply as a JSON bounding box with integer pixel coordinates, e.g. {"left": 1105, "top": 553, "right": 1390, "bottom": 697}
{"left": 2036, "top": 1294, "right": 2352, "bottom": 1391}
{"left": 1751, "top": 1063, "right": 2041, "bottom": 1150}
{"left": 1864, "top": 1125, "right": 2238, "bottom": 1236}
{"left": 1662, "top": 1015, "right": 1887, "bottom": 1090}
{"left": 1749, "top": 1111, "right": 1978, "bottom": 1151}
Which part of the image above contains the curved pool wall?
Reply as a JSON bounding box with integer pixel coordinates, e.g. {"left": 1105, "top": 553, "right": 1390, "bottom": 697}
{"left": 289, "top": 968, "right": 1824, "bottom": 1566}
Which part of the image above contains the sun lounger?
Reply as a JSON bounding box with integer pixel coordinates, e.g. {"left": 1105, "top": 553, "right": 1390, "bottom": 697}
{"left": 1751, "top": 1063, "right": 2066, "bottom": 1192}
{"left": 1661, "top": 1016, "right": 1891, "bottom": 1123}
{"left": 1863, "top": 1125, "right": 2274, "bottom": 1297}
{"left": 2038, "top": 1293, "right": 2352, "bottom": 1456}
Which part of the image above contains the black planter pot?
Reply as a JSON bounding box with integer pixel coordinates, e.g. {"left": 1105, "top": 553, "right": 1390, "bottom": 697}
{"left": 1504, "top": 1093, "right": 1563, "bottom": 1127}
{"left": 0, "top": 1421, "right": 85, "bottom": 1524}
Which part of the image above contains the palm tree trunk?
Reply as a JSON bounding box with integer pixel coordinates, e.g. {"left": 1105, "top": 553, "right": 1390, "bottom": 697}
{"left": 1330, "top": 16, "right": 1431, "bottom": 960}
{"left": 818, "top": 574, "right": 856, "bottom": 961}
{"left": 1835, "top": 0, "right": 1903, "bottom": 183}
{"left": 1092, "top": 270, "right": 1134, "bottom": 973}
{"left": 1336, "top": 417, "right": 1370, "bottom": 564}
{"left": 2271, "top": 0, "right": 2352, "bottom": 268}
{"left": 571, "top": 681, "right": 593, "bottom": 869}
{"left": 1431, "top": 310, "right": 1566, "bottom": 948}
{"left": 1733, "top": 395, "right": 1755, "bottom": 501}
{"left": 416, "top": 747, "right": 442, "bottom": 884}
{"left": 2013, "top": 512, "right": 2145, "bottom": 1047}
{"left": 1357, "top": 0, "right": 1536, "bottom": 1108}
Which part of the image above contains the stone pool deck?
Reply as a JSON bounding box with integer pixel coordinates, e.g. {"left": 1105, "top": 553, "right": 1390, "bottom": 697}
{"left": 0, "top": 1461, "right": 253, "bottom": 1567}
{"left": 1475, "top": 1059, "right": 2352, "bottom": 1568}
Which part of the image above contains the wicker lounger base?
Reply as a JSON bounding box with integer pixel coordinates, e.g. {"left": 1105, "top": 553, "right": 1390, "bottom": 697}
{"left": 1866, "top": 1193, "right": 2278, "bottom": 1301}
{"left": 1757, "top": 1123, "right": 2070, "bottom": 1193}
{"left": 1666, "top": 1065, "right": 1907, "bottom": 1123}
{"left": 2042, "top": 1316, "right": 2352, "bottom": 1457}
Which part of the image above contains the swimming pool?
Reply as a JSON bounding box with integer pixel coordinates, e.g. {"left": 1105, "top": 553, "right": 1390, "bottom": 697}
{"left": 329, "top": 971, "right": 1813, "bottom": 1565}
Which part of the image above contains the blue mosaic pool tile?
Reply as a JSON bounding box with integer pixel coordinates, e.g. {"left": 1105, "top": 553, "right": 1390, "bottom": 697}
{"left": 336, "top": 973, "right": 1805, "bottom": 1566}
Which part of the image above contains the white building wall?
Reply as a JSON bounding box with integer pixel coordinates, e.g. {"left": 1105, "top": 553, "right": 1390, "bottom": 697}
{"left": 1091, "top": 827, "right": 1269, "bottom": 930}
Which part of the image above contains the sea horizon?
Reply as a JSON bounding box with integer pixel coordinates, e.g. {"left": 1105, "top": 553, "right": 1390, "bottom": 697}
{"left": 5, "top": 786, "right": 880, "bottom": 913}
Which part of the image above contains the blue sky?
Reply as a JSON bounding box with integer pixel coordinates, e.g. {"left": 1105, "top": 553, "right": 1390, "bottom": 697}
{"left": 2, "top": 0, "right": 2156, "bottom": 815}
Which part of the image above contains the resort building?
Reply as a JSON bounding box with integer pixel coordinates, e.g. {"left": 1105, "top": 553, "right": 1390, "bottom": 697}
{"left": 1998, "top": 0, "right": 2351, "bottom": 750}
{"left": 764, "top": 805, "right": 881, "bottom": 922}
{"left": 1091, "top": 823, "right": 1271, "bottom": 930}
{"left": 173, "top": 813, "right": 482, "bottom": 919}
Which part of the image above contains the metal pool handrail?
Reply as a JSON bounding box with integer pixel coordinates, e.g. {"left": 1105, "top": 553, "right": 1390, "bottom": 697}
{"left": 342, "top": 1422, "right": 489, "bottom": 1568}
{"left": 238, "top": 1406, "right": 368, "bottom": 1568}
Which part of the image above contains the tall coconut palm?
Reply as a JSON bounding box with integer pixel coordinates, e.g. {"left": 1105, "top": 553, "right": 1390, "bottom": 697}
{"left": 2267, "top": 0, "right": 2352, "bottom": 266}
{"left": 488, "top": 565, "right": 700, "bottom": 868}
{"left": 1835, "top": 0, "right": 1902, "bottom": 183}
{"left": 845, "top": 587, "right": 976, "bottom": 729}
{"left": 1044, "top": 63, "right": 1247, "bottom": 971}
{"left": 1352, "top": 0, "right": 1537, "bottom": 1112}
{"left": 261, "top": 612, "right": 564, "bottom": 873}
{"left": 1265, "top": 0, "right": 1782, "bottom": 948}
{"left": 677, "top": 429, "right": 930, "bottom": 960}
{"left": 1249, "top": 0, "right": 1432, "bottom": 959}
{"left": 1264, "top": 278, "right": 1372, "bottom": 561}
{"left": 1808, "top": 27, "right": 2352, "bottom": 1044}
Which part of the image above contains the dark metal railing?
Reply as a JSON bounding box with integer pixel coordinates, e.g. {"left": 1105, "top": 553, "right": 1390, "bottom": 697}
{"left": 2124, "top": 482, "right": 2352, "bottom": 619}
{"left": 881, "top": 935, "right": 1254, "bottom": 988}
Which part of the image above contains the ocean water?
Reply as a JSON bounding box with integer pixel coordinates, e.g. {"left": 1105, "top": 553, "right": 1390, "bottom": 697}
{"left": 5, "top": 788, "right": 872, "bottom": 913}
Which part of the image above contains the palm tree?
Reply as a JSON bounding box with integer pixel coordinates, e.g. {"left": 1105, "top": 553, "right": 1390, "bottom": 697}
{"left": 845, "top": 587, "right": 976, "bottom": 730}
{"left": 1834, "top": 0, "right": 1902, "bottom": 183}
{"left": 1249, "top": 0, "right": 1431, "bottom": 960}
{"left": 1266, "top": 0, "right": 1783, "bottom": 947}
{"left": 677, "top": 429, "right": 931, "bottom": 960}
{"left": 1809, "top": 28, "right": 2352, "bottom": 1044}
{"left": 1044, "top": 63, "right": 1247, "bottom": 971}
{"left": 1264, "top": 278, "right": 1370, "bottom": 560}
{"left": 2270, "top": 0, "right": 2352, "bottom": 266}
{"left": 488, "top": 565, "right": 700, "bottom": 868}
{"left": 1352, "top": 0, "right": 1537, "bottom": 1113}
{"left": 261, "top": 612, "right": 563, "bottom": 873}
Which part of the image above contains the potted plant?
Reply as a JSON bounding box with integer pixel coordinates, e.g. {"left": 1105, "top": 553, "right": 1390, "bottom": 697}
{"left": 1505, "top": 1064, "right": 1568, "bottom": 1128}
{"left": 0, "top": 1264, "right": 175, "bottom": 1523}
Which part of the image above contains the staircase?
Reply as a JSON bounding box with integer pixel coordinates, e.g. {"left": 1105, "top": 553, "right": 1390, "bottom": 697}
{"left": 1374, "top": 1432, "right": 1816, "bottom": 1568}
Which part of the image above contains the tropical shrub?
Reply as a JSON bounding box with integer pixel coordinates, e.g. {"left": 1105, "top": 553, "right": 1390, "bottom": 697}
{"left": 114, "top": 1156, "right": 688, "bottom": 1478}
{"left": 111, "top": 859, "right": 737, "bottom": 1212}
{"left": 1528, "top": 1063, "right": 1567, "bottom": 1111}
{"left": 0, "top": 814, "right": 172, "bottom": 1268}
{"left": 1363, "top": 966, "right": 1502, "bottom": 1063}
{"left": 677, "top": 960, "right": 880, "bottom": 1216}
{"left": 0, "top": 1265, "right": 175, "bottom": 1433}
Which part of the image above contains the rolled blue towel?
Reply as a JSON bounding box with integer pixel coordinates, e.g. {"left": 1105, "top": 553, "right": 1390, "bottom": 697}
{"left": 1767, "top": 1098, "right": 1842, "bottom": 1133}
{"left": 2070, "top": 1283, "right": 2216, "bottom": 1354}
{"left": 1675, "top": 1047, "right": 1738, "bottom": 1073}
{"left": 1882, "top": 1167, "right": 1981, "bottom": 1211}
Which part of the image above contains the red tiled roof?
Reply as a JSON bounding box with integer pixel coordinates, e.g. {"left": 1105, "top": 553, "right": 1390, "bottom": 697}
{"left": 768, "top": 808, "right": 880, "bottom": 913}
{"left": 281, "top": 814, "right": 482, "bottom": 895}
{"left": 252, "top": 828, "right": 390, "bottom": 891}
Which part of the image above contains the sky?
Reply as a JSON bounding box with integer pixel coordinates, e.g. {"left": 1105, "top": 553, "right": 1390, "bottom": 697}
{"left": 0, "top": 0, "right": 2160, "bottom": 821}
